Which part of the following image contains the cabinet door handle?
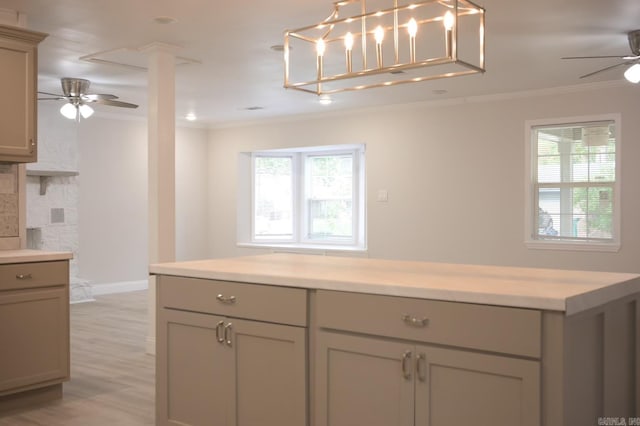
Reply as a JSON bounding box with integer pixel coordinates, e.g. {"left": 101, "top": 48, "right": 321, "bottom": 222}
{"left": 215, "top": 320, "right": 225, "bottom": 343}
{"left": 416, "top": 353, "right": 427, "bottom": 382}
{"left": 223, "top": 322, "right": 233, "bottom": 347}
{"left": 401, "top": 350, "right": 412, "bottom": 380}
{"left": 16, "top": 273, "right": 33, "bottom": 280}
{"left": 216, "top": 294, "right": 237, "bottom": 304}
{"left": 402, "top": 314, "right": 429, "bottom": 328}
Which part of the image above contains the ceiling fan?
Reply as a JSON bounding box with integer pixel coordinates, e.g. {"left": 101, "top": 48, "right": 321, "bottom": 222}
{"left": 38, "top": 77, "right": 138, "bottom": 121}
{"left": 562, "top": 29, "right": 640, "bottom": 83}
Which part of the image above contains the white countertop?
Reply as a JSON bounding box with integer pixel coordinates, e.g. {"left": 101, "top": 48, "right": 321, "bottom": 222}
{"left": 150, "top": 254, "right": 640, "bottom": 315}
{"left": 0, "top": 249, "right": 73, "bottom": 264}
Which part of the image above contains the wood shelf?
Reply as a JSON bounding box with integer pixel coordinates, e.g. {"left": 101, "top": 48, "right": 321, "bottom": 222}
{"left": 26, "top": 170, "right": 78, "bottom": 195}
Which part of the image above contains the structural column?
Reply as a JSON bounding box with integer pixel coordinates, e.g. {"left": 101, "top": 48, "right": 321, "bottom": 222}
{"left": 145, "top": 43, "right": 177, "bottom": 354}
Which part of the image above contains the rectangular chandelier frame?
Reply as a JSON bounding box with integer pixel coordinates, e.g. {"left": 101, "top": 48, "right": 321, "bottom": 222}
{"left": 284, "top": 0, "right": 485, "bottom": 95}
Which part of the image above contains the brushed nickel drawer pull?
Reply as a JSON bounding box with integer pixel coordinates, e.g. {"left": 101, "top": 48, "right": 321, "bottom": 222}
{"left": 401, "top": 350, "right": 412, "bottom": 380}
{"left": 216, "top": 294, "right": 237, "bottom": 304}
{"left": 416, "top": 353, "right": 427, "bottom": 382}
{"left": 16, "top": 273, "right": 33, "bottom": 280}
{"left": 224, "top": 323, "right": 233, "bottom": 347}
{"left": 215, "top": 320, "right": 225, "bottom": 343}
{"left": 402, "top": 314, "right": 429, "bottom": 327}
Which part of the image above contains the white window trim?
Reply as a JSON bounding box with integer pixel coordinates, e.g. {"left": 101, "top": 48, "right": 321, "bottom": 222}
{"left": 239, "top": 144, "right": 367, "bottom": 252}
{"left": 524, "top": 114, "right": 621, "bottom": 252}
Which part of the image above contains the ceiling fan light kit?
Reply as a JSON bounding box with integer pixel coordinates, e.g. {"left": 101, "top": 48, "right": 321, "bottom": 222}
{"left": 624, "top": 63, "right": 640, "bottom": 83}
{"left": 38, "top": 77, "right": 138, "bottom": 121}
{"left": 283, "top": 0, "right": 485, "bottom": 96}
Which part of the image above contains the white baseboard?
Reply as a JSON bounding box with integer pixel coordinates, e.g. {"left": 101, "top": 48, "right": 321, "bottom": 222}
{"left": 91, "top": 280, "right": 149, "bottom": 296}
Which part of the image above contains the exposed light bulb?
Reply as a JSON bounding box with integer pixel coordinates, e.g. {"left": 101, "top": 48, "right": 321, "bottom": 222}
{"left": 316, "top": 39, "right": 326, "bottom": 57}
{"left": 344, "top": 32, "right": 354, "bottom": 51}
{"left": 443, "top": 11, "right": 455, "bottom": 31}
{"left": 374, "top": 26, "right": 384, "bottom": 44}
{"left": 79, "top": 104, "right": 94, "bottom": 119}
{"left": 407, "top": 18, "right": 418, "bottom": 38}
{"left": 624, "top": 63, "right": 640, "bottom": 83}
{"left": 60, "top": 103, "right": 77, "bottom": 120}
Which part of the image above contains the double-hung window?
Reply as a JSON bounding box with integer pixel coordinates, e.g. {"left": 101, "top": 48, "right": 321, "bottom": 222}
{"left": 525, "top": 115, "right": 620, "bottom": 251}
{"left": 240, "top": 144, "right": 366, "bottom": 250}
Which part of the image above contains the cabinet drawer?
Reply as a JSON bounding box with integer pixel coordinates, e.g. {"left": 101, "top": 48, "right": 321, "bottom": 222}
{"left": 0, "top": 261, "right": 69, "bottom": 291}
{"left": 316, "top": 290, "right": 541, "bottom": 358}
{"left": 158, "top": 276, "right": 307, "bottom": 327}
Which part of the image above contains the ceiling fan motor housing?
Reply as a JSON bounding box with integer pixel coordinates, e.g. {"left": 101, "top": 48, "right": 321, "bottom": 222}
{"left": 629, "top": 30, "right": 640, "bottom": 56}
{"left": 61, "top": 78, "right": 90, "bottom": 98}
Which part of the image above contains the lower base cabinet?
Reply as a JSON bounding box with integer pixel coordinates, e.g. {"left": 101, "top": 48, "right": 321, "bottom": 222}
{"left": 0, "top": 286, "right": 69, "bottom": 394}
{"left": 0, "top": 260, "right": 70, "bottom": 408}
{"left": 315, "top": 331, "right": 540, "bottom": 426}
{"left": 157, "top": 308, "right": 307, "bottom": 426}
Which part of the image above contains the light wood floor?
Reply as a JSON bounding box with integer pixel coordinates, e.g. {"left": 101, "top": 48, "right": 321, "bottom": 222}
{"left": 0, "top": 290, "right": 155, "bottom": 425}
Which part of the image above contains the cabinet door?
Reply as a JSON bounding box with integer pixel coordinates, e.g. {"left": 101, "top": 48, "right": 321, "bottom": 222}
{"left": 315, "top": 331, "right": 414, "bottom": 426}
{"left": 414, "top": 345, "right": 540, "bottom": 426}
{"left": 229, "top": 318, "right": 307, "bottom": 426}
{"left": 157, "top": 309, "right": 231, "bottom": 426}
{"left": 0, "top": 286, "right": 69, "bottom": 394}
{"left": 0, "top": 36, "right": 37, "bottom": 162}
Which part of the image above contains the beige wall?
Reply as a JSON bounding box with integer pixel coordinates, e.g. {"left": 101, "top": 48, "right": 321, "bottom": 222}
{"left": 207, "top": 82, "right": 640, "bottom": 273}
{"left": 77, "top": 116, "right": 209, "bottom": 286}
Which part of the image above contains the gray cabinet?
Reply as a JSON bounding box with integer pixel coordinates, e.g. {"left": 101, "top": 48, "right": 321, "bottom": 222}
{"left": 414, "top": 344, "right": 539, "bottom": 425}
{"left": 0, "top": 24, "right": 47, "bottom": 163}
{"left": 314, "top": 290, "right": 541, "bottom": 426}
{"left": 156, "top": 276, "right": 308, "bottom": 426}
{"left": 0, "top": 260, "right": 70, "bottom": 404}
{"left": 315, "top": 331, "right": 414, "bottom": 426}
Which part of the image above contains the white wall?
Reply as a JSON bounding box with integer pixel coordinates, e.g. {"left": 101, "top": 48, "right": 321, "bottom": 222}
{"left": 207, "top": 82, "right": 640, "bottom": 273}
{"left": 75, "top": 115, "right": 209, "bottom": 287}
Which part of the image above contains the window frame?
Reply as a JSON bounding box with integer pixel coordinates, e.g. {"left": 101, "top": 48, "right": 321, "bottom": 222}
{"left": 524, "top": 114, "right": 621, "bottom": 252}
{"left": 244, "top": 144, "right": 366, "bottom": 251}
{"left": 251, "top": 152, "right": 297, "bottom": 243}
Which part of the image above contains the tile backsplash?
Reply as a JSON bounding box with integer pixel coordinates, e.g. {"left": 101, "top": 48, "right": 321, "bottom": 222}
{"left": 0, "top": 164, "right": 18, "bottom": 237}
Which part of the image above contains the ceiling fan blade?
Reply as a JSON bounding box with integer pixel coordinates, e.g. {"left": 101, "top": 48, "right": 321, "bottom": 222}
{"left": 83, "top": 93, "right": 119, "bottom": 101}
{"left": 562, "top": 55, "right": 630, "bottom": 59}
{"left": 38, "top": 97, "right": 65, "bottom": 101}
{"left": 579, "top": 60, "right": 635, "bottom": 79}
{"left": 94, "top": 99, "right": 139, "bottom": 108}
{"left": 37, "top": 91, "right": 64, "bottom": 97}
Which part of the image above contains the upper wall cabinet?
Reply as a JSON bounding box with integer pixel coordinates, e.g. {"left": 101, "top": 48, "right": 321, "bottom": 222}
{"left": 0, "top": 24, "right": 47, "bottom": 163}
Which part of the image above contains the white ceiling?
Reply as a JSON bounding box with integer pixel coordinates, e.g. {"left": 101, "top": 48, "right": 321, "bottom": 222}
{"left": 2, "top": 0, "right": 639, "bottom": 127}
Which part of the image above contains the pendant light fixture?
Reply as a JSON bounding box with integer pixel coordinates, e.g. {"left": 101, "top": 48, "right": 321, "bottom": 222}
{"left": 284, "top": 0, "right": 485, "bottom": 96}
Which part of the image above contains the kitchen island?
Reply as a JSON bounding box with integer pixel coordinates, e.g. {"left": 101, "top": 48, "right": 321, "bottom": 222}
{"left": 151, "top": 253, "right": 640, "bottom": 426}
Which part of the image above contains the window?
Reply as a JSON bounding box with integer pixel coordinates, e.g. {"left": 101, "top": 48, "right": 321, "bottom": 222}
{"left": 239, "top": 144, "right": 366, "bottom": 250}
{"left": 525, "top": 115, "right": 620, "bottom": 251}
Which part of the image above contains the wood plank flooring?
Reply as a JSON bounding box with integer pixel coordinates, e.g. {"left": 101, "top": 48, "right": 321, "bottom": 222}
{"left": 0, "top": 290, "right": 155, "bottom": 425}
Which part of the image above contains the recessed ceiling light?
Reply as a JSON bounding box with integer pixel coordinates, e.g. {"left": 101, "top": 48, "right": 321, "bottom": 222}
{"left": 244, "top": 106, "right": 264, "bottom": 111}
{"left": 185, "top": 113, "right": 197, "bottom": 121}
{"left": 318, "top": 95, "right": 332, "bottom": 106}
{"left": 153, "top": 16, "right": 177, "bottom": 25}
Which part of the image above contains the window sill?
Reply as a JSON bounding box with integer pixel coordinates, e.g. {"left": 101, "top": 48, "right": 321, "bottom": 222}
{"left": 525, "top": 240, "right": 620, "bottom": 253}
{"left": 237, "top": 242, "right": 368, "bottom": 256}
